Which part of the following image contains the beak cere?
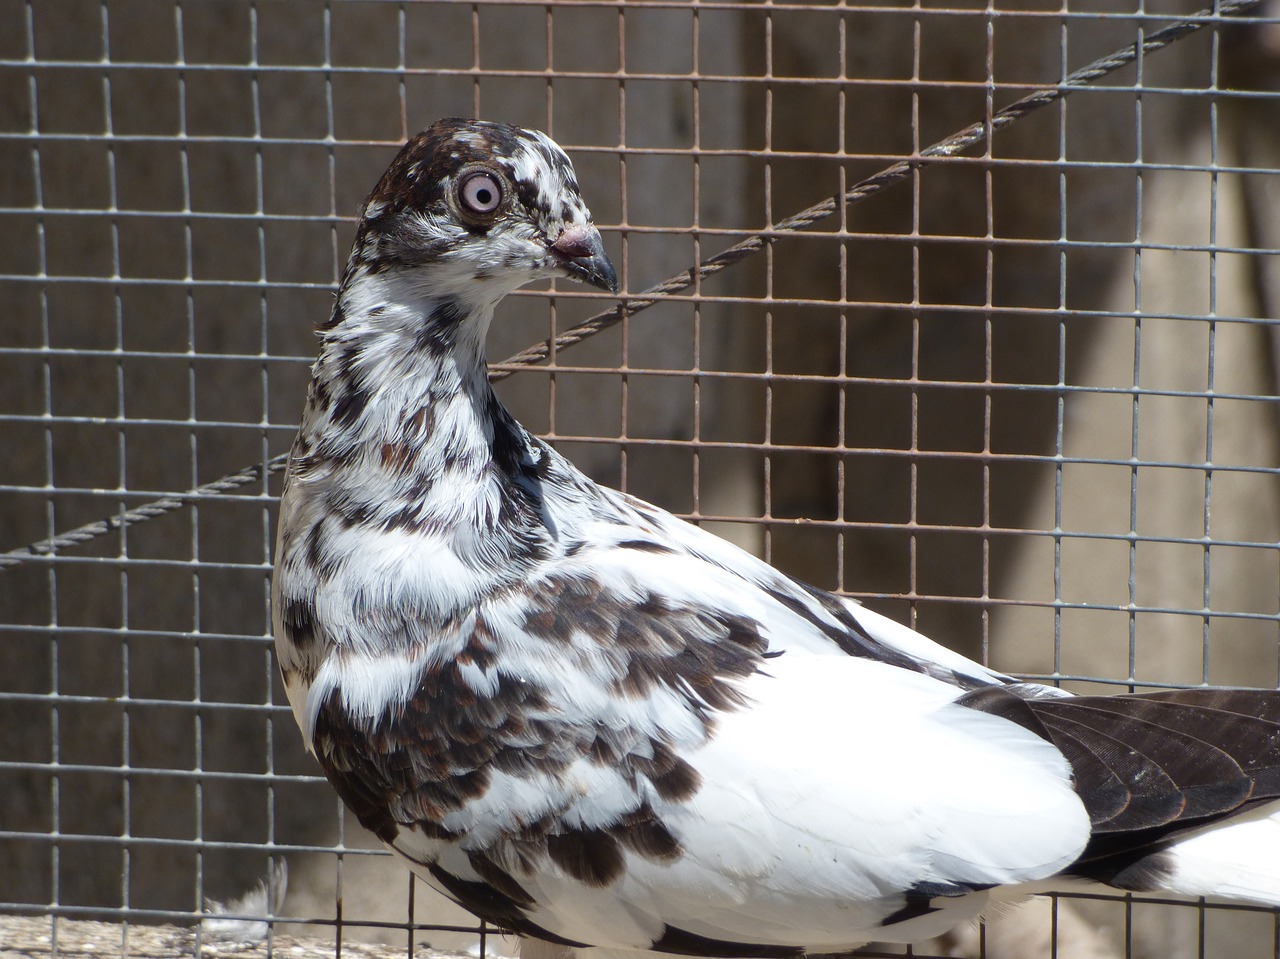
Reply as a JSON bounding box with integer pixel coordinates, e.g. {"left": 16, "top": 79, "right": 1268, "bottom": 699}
{"left": 551, "top": 223, "right": 619, "bottom": 294}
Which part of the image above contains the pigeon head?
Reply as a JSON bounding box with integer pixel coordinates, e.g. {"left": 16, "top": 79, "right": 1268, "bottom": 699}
{"left": 346, "top": 118, "right": 618, "bottom": 305}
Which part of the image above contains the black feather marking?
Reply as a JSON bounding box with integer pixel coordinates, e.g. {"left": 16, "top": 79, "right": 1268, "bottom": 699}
{"left": 879, "top": 880, "right": 984, "bottom": 928}
{"left": 382, "top": 503, "right": 430, "bottom": 533}
{"left": 765, "top": 586, "right": 926, "bottom": 677}
{"left": 487, "top": 400, "right": 531, "bottom": 476}
{"left": 307, "top": 376, "right": 331, "bottom": 416}
{"left": 634, "top": 740, "right": 703, "bottom": 802}
{"left": 546, "top": 828, "right": 625, "bottom": 886}
{"left": 466, "top": 851, "right": 536, "bottom": 907}
{"left": 1082, "top": 848, "right": 1178, "bottom": 892}
{"left": 424, "top": 863, "right": 589, "bottom": 947}
{"left": 416, "top": 298, "right": 468, "bottom": 354}
{"left": 617, "top": 539, "right": 675, "bottom": 554}
{"left": 878, "top": 898, "right": 938, "bottom": 927}
{"left": 303, "top": 521, "right": 324, "bottom": 568}
{"left": 650, "top": 926, "right": 804, "bottom": 958}
{"left": 331, "top": 383, "right": 372, "bottom": 430}
{"left": 613, "top": 812, "right": 681, "bottom": 861}
{"left": 302, "top": 518, "right": 341, "bottom": 582}
{"left": 278, "top": 596, "right": 318, "bottom": 653}
{"left": 328, "top": 490, "right": 374, "bottom": 529}
{"left": 319, "top": 297, "right": 346, "bottom": 331}
{"left": 914, "top": 880, "right": 985, "bottom": 898}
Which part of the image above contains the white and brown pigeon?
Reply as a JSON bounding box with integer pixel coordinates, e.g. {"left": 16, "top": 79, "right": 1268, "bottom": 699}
{"left": 273, "top": 117, "right": 1280, "bottom": 956}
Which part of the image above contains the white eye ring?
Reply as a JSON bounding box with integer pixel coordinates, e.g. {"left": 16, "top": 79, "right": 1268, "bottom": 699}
{"left": 458, "top": 170, "right": 504, "bottom": 218}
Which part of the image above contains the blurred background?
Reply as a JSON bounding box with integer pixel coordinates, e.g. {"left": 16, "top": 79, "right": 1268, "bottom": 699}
{"left": 1, "top": 1, "right": 1277, "bottom": 957}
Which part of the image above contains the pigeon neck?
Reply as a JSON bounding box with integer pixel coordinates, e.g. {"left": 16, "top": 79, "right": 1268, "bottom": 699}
{"left": 295, "top": 265, "right": 523, "bottom": 495}
{"left": 275, "top": 265, "right": 550, "bottom": 650}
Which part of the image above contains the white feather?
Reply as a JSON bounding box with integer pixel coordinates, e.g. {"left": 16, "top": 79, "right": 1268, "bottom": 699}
{"left": 303, "top": 647, "right": 425, "bottom": 743}
{"left": 1159, "top": 800, "right": 1280, "bottom": 905}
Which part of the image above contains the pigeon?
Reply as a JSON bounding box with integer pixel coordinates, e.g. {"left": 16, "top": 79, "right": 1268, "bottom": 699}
{"left": 273, "top": 117, "right": 1280, "bottom": 956}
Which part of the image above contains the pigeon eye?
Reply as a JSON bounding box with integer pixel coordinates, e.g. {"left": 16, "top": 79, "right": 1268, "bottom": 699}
{"left": 457, "top": 171, "right": 504, "bottom": 218}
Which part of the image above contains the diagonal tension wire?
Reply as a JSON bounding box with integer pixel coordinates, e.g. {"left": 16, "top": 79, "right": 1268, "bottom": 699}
{"left": 492, "top": 0, "right": 1261, "bottom": 375}
{"left": 0, "top": 462, "right": 278, "bottom": 569}
{"left": 0, "top": 0, "right": 1261, "bottom": 571}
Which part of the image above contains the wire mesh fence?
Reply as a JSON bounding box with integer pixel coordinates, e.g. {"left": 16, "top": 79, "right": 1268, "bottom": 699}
{"left": 1, "top": 1, "right": 1278, "bottom": 957}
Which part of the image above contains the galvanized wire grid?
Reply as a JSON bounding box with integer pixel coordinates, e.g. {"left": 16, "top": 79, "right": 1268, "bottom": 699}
{"left": 1, "top": 1, "right": 1278, "bottom": 958}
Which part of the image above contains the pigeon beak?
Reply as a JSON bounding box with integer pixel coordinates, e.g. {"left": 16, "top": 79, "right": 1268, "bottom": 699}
{"left": 551, "top": 223, "right": 619, "bottom": 294}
